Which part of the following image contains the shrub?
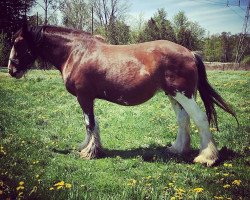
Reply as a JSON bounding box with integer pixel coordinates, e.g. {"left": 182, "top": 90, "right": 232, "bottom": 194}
{"left": 241, "top": 55, "right": 250, "bottom": 66}
{"left": 0, "top": 32, "right": 10, "bottom": 67}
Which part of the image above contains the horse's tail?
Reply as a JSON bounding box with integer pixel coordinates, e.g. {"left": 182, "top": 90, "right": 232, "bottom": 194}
{"left": 193, "top": 52, "right": 239, "bottom": 130}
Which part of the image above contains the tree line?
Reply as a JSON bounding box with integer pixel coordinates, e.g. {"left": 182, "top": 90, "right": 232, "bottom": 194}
{"left": 0, "top": 0, "right": 249, "bottom": 67}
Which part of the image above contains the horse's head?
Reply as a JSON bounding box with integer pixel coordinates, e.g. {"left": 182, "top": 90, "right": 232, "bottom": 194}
{"left": 8, "top": 24, "right": 40, "bottom": 79}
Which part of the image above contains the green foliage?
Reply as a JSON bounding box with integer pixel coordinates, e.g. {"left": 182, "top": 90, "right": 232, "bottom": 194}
{"left": 0, "top": 0, "right": 35, "bottom": 40}
{"left": 107, "top": 20, "right": 130, "bottom": 45}
{"left": 173, "top": 11, "right": 205, "bottom": 50}
{"left": 138, "top": 9, "right": 176, "bottom": 43}
{"left": 0, "top": 32, "right": 10, "bottom": 66}
{"left": 136, "top": 10, "right": 204, "bottom": 51}
{"left": 203, "top": 33, "right": 250, "bottom": 63}
{"left": 241, "top": 55, "right": 250, "bottom": 65}
{"left": 60, "top": 0, "right": 91, "bottom": 31}
{"left": 0, "top": 70, "right": 249, "bottom": 199}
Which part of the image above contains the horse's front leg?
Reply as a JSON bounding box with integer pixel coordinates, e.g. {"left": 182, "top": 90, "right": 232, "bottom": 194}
{"left": 77, "top": 96, "right": 104, "bottom": 159}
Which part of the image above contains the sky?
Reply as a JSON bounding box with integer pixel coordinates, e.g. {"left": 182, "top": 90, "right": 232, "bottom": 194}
{"left": 127, "top": 0, "right": 249, "bottom": 35}
{"left": 31, "top": 0, "right": 249, "bottom": 35}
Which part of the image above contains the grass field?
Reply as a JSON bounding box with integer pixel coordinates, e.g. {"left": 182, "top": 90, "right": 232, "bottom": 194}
{"left": 0, "top": 69, "right": 249, "bottom": 200}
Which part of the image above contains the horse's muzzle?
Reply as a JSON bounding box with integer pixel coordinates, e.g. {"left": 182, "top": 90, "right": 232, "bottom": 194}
{"left": 9, "top": 68, "right": 24, "bottom": 79}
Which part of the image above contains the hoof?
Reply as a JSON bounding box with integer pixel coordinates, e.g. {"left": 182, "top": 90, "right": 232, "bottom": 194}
{"left": 80, "top": 147, "right": 105, "bottom": 159}
{"left": 78, "top": 142, "right": 87, "bottom": 152}
{"left": 193, "top": 154, "right": 217, "bottom": 167}
{"left": 194, "top": 141, "right": 218, "bottom": 167}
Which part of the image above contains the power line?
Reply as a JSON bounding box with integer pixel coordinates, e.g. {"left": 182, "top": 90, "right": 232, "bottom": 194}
{"left": 189, "top": 0, "right": 247, "bottom": 19}
{"left": 228, "top": 7, "right": 245, "bottom": 19}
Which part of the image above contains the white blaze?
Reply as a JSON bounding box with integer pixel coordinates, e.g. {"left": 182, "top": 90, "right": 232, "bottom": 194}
{"left": 8, "top": 47, "right": 17, "bottom": 73}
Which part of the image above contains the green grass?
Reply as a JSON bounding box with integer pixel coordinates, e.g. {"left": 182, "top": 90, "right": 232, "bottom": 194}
{"left": 0, "top": 69, "right": 249, "bottom": 200}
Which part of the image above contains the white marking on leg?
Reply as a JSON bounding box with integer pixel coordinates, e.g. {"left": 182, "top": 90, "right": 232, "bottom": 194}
{"left": 168, "top": 97, "right": 190, "bottom": 153}
{"left": 80, "top": 119, "right": 103, "bottom": 159}
{"left": 84, "top": 114, "right": 90, "bottom": 126}
{"left": 174, "top": 92, "right": 218, "bottom": 166}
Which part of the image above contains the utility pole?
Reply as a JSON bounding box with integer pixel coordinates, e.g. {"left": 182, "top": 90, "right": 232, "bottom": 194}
{"left": 91, "top": 6, "right": 94, "bottom": 35}
{"left": 235, "top": 0, "right": 250, "bottom": 66}
{"left": 37, "top": 12, "right": 39, "bottom": 26}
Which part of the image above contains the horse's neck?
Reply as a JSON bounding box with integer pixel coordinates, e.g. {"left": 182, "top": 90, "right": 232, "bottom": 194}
{"left": 39, "top": 33, "right": 73, "bottom": 71}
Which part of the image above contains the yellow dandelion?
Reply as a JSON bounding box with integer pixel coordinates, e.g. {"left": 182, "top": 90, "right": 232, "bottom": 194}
{"left": 127, "top": 179, "right": 137, "bottom": 186}
{"left": 176, "top": 188, "right": 185, "bottom": 193}
{"left": 170, "top": 197, "right": 176, "bottom": 200}
{"left": 193, "top": 187, "right": 204, "bottom": 193}
{"left": 65, "top": 183, "right": 72, "bottom": 189}
{"left": 49, "top": 187, "right": 54, "bottom": 191}
{"left": 223, "top": 173, "right": 229, "bottom": 177}
{"left": 19, "top": 181, "right": 24, "bottom": 186}
{"left": 54, "top": 181, "right": 65, "bottom": 186}
{"left": 223, "top": 163, "right": 232, "bottom": 167}
{"left": 223, "top": 184, "right": 230, "bottom": 188}
{"left": 16, "top": 186, "right": 24, "bottom": 191}
{"left": 210, "top": 127, "right": 217, "bottom": 132}
{"left": 57, "top": 185, "right": 63, "bottom": 190}
{"left": 232, "top": 180, "right": 241, "bottom": 186}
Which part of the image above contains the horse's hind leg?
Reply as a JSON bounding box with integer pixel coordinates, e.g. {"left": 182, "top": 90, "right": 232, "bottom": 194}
{"left": 77, "top": 96, "right": 104, "bottom": 159}
{"left": 168, "top": 96, "right": 190, "bottom": 154}
{"left": 173, "top": 92, "right": 218, "bottom": 166}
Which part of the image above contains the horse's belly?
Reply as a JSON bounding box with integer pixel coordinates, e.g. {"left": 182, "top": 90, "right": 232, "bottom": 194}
{"left": 98, "top": 81, "right": 159, "bottom": 106}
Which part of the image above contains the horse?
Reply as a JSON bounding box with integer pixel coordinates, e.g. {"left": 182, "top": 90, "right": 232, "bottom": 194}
{"left": 8, "top": 24, "right": 238, "bottom": 166}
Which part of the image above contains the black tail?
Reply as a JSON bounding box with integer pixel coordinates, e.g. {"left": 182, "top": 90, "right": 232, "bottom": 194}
{"left": 193, "top": 52, "right": 239, "bottom": 130}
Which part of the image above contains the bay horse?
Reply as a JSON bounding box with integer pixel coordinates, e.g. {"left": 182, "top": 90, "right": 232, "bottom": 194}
{"left": 8, "top": 24, "right": 237, "bottom": 166}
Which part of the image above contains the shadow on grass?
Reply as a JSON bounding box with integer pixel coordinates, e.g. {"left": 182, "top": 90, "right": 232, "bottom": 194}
{"left": 105, "top": 145, "right": 197, "bottom": 164}
{"left": 104, "top": 145, "right": 241, "bottom": 166}
{"left": 52, "top": 144, "right": 241, "bottom": 165}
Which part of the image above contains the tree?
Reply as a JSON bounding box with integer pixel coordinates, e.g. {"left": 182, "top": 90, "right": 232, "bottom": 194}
{"left": 203, "top": 34, "right": 223, "bottom": 62}
{"left": 60, "top": 0, "right": 91, "bottom": 31}
{"left": 173, "top": 11, "right": 205, "bottom": 50}
{"left": 107, "top": 20, "right": 130, "bottom": 44}
{"left": 92, "top": 0, "right": 130, "bottom": 44}
{"left": 220, "top": 32, "right": 233, "bottom": 62}
{"left": 129, "top": 12, "right": 146, "bottom": 43}
{"left": 138, "top": 8, "right": 175, "bottom": 42}
{"left": 0, "top": 0, "right": 35, "bottom": 41}
{"left": 0, "top": 0, "right": 35, "bottom": 66}
{"left": 92, "top": 0, "right": 129, "bottom": 31}
{"left": 35, "top": 0, "right": 59, "bottom": 25}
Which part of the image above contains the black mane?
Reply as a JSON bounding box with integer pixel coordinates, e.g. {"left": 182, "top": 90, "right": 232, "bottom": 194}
{"left": 27, "top": 25, "right": 44, "bottom": 47}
